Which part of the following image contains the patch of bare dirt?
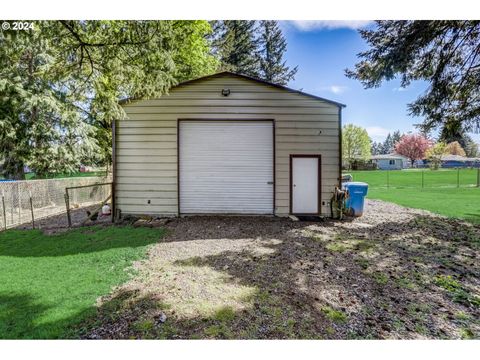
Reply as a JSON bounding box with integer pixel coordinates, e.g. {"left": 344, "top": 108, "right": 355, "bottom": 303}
{"left": 15, "top": 205, "right": 112, "bottom": 234}
{"left": 82, "top": 200, "right": 480, "bottom": 339}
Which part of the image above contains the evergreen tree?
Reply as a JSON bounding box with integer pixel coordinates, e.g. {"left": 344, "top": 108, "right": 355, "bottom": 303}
{"left": 464, "top": 136, "right": 479, "bottom": 157}
{"left": 258, "top": 21, "right": 297, "bottom": 85}
{"left": 438, "top": 121, "right": 480, "bottom": 157}
{"left": 378, "top": 130, "right": 402, "bottom": 154}
{"left": 207, "top": 21, "right": 226, "bottom": 59}
{"left": 416, "top": 125, "right": 432, "bottom": 140}
{"left": 391, "top": 130, "right": 402, "bottom": 148}
{"left": 216, "top": 20, "right": 261, "bottom": 78}
{"left": 439, "top": 120, "right": 469, "bottom": 148}
{"left": 371, "top": 141, "right": 382, "bottom": 155}
{"left": 0, "top": 26, "right": 99, "bottom": 179}
{"left": 347, "top": 21, "right": 480, "bottom": 133}
{"left": 382, "top": 134, "right": 393, "bottom": 154}
{"left": 0, "top": 21, "right": 217, "bottom": 179}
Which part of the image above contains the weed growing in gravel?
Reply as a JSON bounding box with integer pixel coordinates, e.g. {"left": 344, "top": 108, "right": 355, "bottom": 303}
{"left": 355, "top": 258, "right": 370, "bottom": 270}
{"left": 460, "top": 327, "right": 475, "bottom": 339}
{"left": 403, "top": 303, "right": 433, "bottom": 336}
{"left": 373, "top": 272, "right": 389, "bottom": 285}
{"left": 411, "top": 270, "right": 427, "bottom": 286}
{"left": 396, "top": 276, "right": 416, "bottom": 290}
{"left": 414, "top": 324, "right": 428, "bottom": 336}
{"left": 348, "top": 330, "right": 376, "bottom": 340}
{"left": 353, "top": 240, "right": 375, "bottom": 252}
{"left": 362, "top": 306, "right": 374, "bottom": 317}
{"left": 201, "top": 305, "right": 240, "bottom": 339}
{"left": 157, "top": 321, "right": 177, "bottom": 339}
{"left": 325, "top": 326, "right": 335, "bottom": 336}
{"left": 411, "top": 256, "right": 423, "bottom": 264}
{"left": 204, "top": 324, "right": 232, "bottom": 338}
{"left": 392, "top": 319, "right": 405, "bottom": 332}
{"left": 435, "top": 275, "right": 462, "bottom": 292}
{"left": 133, "top": 319, "right": 155, "bottom": 337}
{"left": 434, "top": 275, "right": 480, "bottom": 308}
{"left": 156, "top": 302, "right": 172, "bottom": 311}
{"left": 407, "top": 303, "right": 431, "bottom": 317}
{"left": 285, "top": 318, "right": 296, "bottom": 329}
{"left": 308, "top": 232, "right": 328, "bottom": 242}
{"left": 214, "top": 306, "right": 236, "bottom": 322}
{"left": 324, "top": 236, "right": 374, "bottom": 255}
{"left": 326, "top": 242, "right": 347, "bottom": 253}
{"left": 321, "top": 306, "right": 348, "bottom": 323}
{"left": 454, "top": 311, "right": 471, "bottom": 321}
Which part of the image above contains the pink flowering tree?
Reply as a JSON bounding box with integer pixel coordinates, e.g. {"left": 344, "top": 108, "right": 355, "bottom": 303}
{"left": 394, "top": 134, "right": 432, "bottom": 166}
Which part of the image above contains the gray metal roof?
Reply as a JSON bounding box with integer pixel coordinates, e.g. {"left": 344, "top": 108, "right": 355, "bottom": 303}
{"left": 371, "top": 153, "right": 408, "bottom": 160}
{"left": 440, "top": 154, "right": 480, "bottom": 162}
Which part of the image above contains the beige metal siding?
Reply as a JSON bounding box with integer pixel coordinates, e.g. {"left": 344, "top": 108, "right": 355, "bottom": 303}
{"left": 116, "top": 74, "right": 340, "bottom": 216}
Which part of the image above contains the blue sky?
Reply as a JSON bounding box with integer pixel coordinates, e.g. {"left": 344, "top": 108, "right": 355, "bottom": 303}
{"left": 280, "top": 21, "right": 480, "bottom": 144}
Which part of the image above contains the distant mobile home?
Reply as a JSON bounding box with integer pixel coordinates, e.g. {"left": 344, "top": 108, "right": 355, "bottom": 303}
{"left": 113, "top": 72, "right": 345, "bottom": 217}
{"left": 371, "top": 154, "right": 410, "bottom": 170}
{"left": 425, "top": 154, "right": 480, "bottom": 168}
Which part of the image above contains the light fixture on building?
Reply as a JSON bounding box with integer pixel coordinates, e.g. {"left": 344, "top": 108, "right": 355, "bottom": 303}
{"left": 221, "top": 88, "right": 231, "bottom": 97}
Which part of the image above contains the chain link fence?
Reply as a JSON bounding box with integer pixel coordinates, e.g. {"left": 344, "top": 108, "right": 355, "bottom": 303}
{"left": 0, "top": 176, "right": 111, "bottom": 230}
{"left": 65, "top": 182, "right": 112, "bottom": 227}
{"left": 346, "top": 168, "right": 480, "bottom": 189}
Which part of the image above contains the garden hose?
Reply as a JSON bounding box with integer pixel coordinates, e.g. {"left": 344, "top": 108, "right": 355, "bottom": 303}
{"left": 331, "top": 187, "right": 348, "bottom": 220}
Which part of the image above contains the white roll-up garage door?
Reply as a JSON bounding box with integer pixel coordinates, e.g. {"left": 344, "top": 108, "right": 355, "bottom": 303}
{"left": 179, "top": 120, "right": 274, "bottom": 214}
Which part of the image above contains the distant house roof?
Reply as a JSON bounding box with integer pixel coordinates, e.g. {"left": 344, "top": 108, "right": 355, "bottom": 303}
{"left": 440, "top": 154, "right": 480, "bottom": 162}
{"left": 371, "top": 153, "right": 408, "bottom": 161}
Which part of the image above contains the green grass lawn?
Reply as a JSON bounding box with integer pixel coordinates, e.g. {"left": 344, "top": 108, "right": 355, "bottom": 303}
{"left": 347, "top": 168, "right": 479, "bottom": 188}
{"left": 0, "top": 225, "right": 165, "bottom": 339}
{"left": 345, "top": 169, "right": 480, "bottom": 223}
{"left": 368, "top": 187, "right": 480, "bottom": 223}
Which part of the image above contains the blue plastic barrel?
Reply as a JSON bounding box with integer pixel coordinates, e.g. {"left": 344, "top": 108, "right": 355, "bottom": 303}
{"left": 343, "top": 182, "right": 368, "bottom": 217}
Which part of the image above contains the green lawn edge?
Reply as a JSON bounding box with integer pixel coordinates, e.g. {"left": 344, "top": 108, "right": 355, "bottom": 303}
{"left": 0, "top": 225, "right": 166, "bottom": 339}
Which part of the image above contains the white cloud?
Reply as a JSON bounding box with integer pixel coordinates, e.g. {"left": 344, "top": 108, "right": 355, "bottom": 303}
{"left": 289, "top": 20, "right": 373, "bottom": 31}
{"left": 329, "top": 85, "right": 347, "bottom": 94}
{"left": 318, "top": 85, "right": 348, "bottom": 94}
{"left": 392, "top": 87, "right": 408, "bottom": 92}
{"left": 366, "top": 126, "right": 391, "bottom": 142}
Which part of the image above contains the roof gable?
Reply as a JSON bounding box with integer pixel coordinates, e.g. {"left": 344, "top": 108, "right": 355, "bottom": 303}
{"left": 120, "top": 71, "right": 346, "bottom": 108}
{"left": 176, "top": 72, "right": 346, "bottom": 108}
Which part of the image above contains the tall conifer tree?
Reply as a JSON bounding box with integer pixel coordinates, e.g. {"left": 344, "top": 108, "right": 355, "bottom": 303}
{"left": 216, "top": 20, "right": 261, "bottom": 78}
{"left": 258, "top": 20, "right": 297, "bottom": 85}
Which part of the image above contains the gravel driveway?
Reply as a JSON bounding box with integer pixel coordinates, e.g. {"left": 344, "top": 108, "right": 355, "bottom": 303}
{"left": 84, "top": 199, "right": 480, "bottom": 339}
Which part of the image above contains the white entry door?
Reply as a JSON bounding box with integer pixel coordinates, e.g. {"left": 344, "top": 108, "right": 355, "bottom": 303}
{"left": 291, "top": 156, "right": 320, "bottom": 214}
{"left": 179, "top": 120, "right": 274, "bottom": 214}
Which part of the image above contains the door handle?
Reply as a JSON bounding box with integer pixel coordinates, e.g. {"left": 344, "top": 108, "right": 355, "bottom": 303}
{"left": 267, "top": 181, "right": 274, "bottom": 185}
